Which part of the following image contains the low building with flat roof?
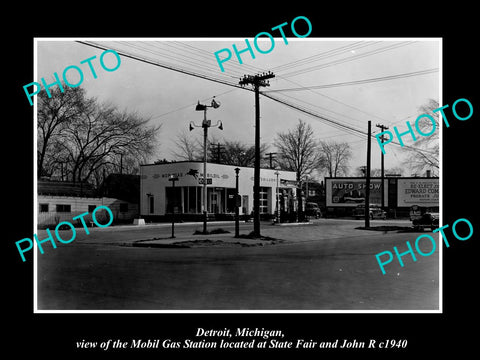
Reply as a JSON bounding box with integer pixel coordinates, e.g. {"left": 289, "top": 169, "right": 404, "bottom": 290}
{"left": 37, "top": 179, "right": 139, "bottom": 228}
{"left": 140, "top": 161, "right": 297, "bottom": 221}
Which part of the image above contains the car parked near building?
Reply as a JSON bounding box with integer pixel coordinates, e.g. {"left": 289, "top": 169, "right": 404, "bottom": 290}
{"left": 305, "top": 202, "right": 322, "bottom": 218}
{"left": 353, "top": 204, "right": 387, "bottom": 220}
{"left": 410, "top": 205, "right": 439, "bottom": 230}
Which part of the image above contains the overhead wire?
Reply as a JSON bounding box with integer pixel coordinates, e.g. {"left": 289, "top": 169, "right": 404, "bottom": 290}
{"left": 270, "top": 41, "right": 379, "bottom": 72}
{"left": 76, "top": 40, "right": 244, "bottom": 90}
{"left": 278, "top": 41, "right": 416, "bottom": 78}
{"left": 76, "top": 40, "right": 437, "bottom": 157}
{"left": 261, "top": 92, "right": 370, "bottom": 139}
{"left": 149, "top": 88, "right": 239, "bottom": 120}
{"left": 267, "top": 90, "right": 370, "bottom": 131}
{"left": 265, "top": 68, "right": 439, "bottom": 92}
{"left": 113, "top": 41, "right": 239, "bottom": 80}
{"left": 169, "top": 41, "right": 267, "bottom": 75}
{"left": 262, "top": 91, "right": 439, "bottom": 156}
{"left": 276, "top": 75, "right": 392, "bottom": 124}
{"left": 108, "top": 40, "right": 428, "bottom": 135}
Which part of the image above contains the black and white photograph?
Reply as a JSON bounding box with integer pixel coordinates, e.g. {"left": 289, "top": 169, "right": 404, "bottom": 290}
{"left": 7, "top": 6, "right": 478, "bottom": 357}
{"left": 33, "top": 38, "right": 441, "bottom": 312}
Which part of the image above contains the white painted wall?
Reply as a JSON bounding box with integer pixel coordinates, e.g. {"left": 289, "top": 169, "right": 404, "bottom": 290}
{"left": 140, "top": 162, "right": 297, "bottom": 216}
{"left": 37, "top": 195, "right": 138, "bottom": 227}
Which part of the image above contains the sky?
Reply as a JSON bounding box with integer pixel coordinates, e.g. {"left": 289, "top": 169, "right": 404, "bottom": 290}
{"left": 35, "top": 38, "right": 440, "bottom": 180}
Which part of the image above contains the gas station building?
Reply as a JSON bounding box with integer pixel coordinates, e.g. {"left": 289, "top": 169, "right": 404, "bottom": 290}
{"left": 140, "top": 161, "right": 297, "bottom": 221}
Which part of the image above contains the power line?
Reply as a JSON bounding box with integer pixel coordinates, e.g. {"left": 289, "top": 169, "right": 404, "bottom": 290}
{"left": 276, "top": 75, "right": 392, "bottom": 124}
{"left": 265, "top": 68, "right": 439, "bottom": 93}
{"left": 268, "top": 91, "right": 370, "bottom": 131}
{"left": 76, "top": 40, "right": 437, "bottom": 157}
{"left": 114, "top": 41, "right": 241, "bottom": 80}
{"left": 262, "top": 92, "right": 439, "bottom": 156}
{"left": 76, "top": 40, "right": 247, "bottom": 91}
{"left": 270, "top": 41, "right": 379, "bottom": 72}
{"left": 78, "top": 40, "right": 404, "bottom": 129}
{"left": 278, "top": 41, "right": 416, "bottom": 78}
{"left": 169, "top": 41, "right": 266, "bottom": 75}
{"left": 261, "top": 92, "right": 369, "bottom": 139}
{"left": 149, "top": 88, "right": 239, "bottom": 121}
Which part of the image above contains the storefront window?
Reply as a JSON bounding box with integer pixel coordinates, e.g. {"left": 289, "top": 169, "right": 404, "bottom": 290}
{"left": 183, "top": 186, "right": 203, "bottom": 213}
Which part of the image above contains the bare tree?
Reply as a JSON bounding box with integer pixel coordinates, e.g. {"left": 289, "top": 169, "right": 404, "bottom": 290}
{"left": 64, "top": 106, "right": 159, "bottom": 183}
{"left": 171, "top": 132, "right": 269, "bottom": 167}
{"left": 275, "top": 120, "right": 321, "bottom": 178}
{"left": 221, "top": 140, "right": 268, "bottom": 167}
{"left": 274, "top": 119, "right": 322, "bottom": 220}
{"left": 171, "top": 130, "right": 202, "bottom": 161}
{"left": 37, "top": 85, "right": 160, "bottom": 185}
{"left": 355, "top": 166, "right": 405, "bottom": 177}
{"left": 319, "top": 140, "right": 352, "bottom": 177}
{"left": 37, "top": 86, "right": 91, "bottom": 178}
{"left": 403, "top": 99, "right": 440, "bottom": 175}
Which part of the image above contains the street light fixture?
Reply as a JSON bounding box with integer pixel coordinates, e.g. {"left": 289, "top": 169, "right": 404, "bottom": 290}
{"left": 234, "top": 167, "right": 240, "bottom": 237}
{"left": 189, "top": 98, "right": 223, "bottom": 234}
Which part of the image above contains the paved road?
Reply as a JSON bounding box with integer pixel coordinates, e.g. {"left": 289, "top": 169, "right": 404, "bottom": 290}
{"left": 36, "top": 219, "right": 439, "bottom": 311}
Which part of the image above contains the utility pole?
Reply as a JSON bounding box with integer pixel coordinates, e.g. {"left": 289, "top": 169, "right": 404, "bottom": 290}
{"left": 234, "top": 168, "right": 240, "bottom": 238}
{"left": 365, "top": 121, "right": 372, "bottom": 228}
{"left": 274, "top": 171, "right": 280, "bottom": 224}
{"left": 376, "top": 124, "right": 389, "bottom": 212}
{"left": 264, "top": 152, "right": 277, "bottom": 169}
{"left": 239, "top": 72, "right": 275, "bottom": 237}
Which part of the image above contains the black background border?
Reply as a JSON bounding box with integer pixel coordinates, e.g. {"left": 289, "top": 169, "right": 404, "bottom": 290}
{"left": 6, "top": 4, "right": 478, "bottom": 358}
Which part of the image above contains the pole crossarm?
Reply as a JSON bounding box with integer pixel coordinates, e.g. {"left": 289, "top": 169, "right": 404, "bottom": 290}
{"left": 239, "top": 72, "right": 275, "bottom": 88}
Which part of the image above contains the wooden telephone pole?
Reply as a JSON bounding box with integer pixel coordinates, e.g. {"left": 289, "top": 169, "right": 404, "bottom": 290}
{"left": 239, "top": 72, "right": 275, "bottom": 237}
{"left": 376, "top": 123, "right": 389, "bottom": 211}
{"left": 365, "top": 121, "right": 372, "bottom": 228}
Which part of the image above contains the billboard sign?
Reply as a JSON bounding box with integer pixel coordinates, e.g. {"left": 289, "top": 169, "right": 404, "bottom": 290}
{"left": 396, "top": 178, "right": 439, "bottom": 207}
{"left": 326, "top": 178, "right": 388, "bottom": 207}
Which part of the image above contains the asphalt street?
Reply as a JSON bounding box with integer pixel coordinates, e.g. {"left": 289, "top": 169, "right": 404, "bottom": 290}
{"left": 36, "top": 219, "right": 439, "bottom": 311}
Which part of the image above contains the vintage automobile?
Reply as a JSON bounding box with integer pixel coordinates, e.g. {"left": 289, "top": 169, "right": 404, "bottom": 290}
{"left": 305, "top": 202, "right": 322, "bottom": 218}
{"left": 410, "top": 205, "right": 439, "bottom": 230}
{"left": 353, "top": 204, "right": 387, "bottom": 220}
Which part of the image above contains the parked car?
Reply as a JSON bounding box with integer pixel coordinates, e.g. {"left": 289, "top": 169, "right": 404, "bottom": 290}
{"left": 412, "top": 212, "right": 439, "bottom": 230}
{"left": 305, "top": 202, "right": 322, "bottom": 218}
{"left": 353, "top": 204, "right": 387, "bottom": 220}
{"left": 410, "top": 205, "right": 439, "bottom": 230}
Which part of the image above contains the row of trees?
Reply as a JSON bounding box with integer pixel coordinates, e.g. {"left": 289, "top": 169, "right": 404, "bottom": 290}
{"left": 171, "top": 119, "right": 354, "bottom": 179}
{"left": 171, "top": 130, "right": 269, "bottom": 167}
{"left": 170, "top": 98, "right": 441, "bottom": 180}
{"left": 38, "top": 86, "right": 160, "bottom": 187}
{"left": 38, "top": 86, "right": 437, "bottom": 190}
